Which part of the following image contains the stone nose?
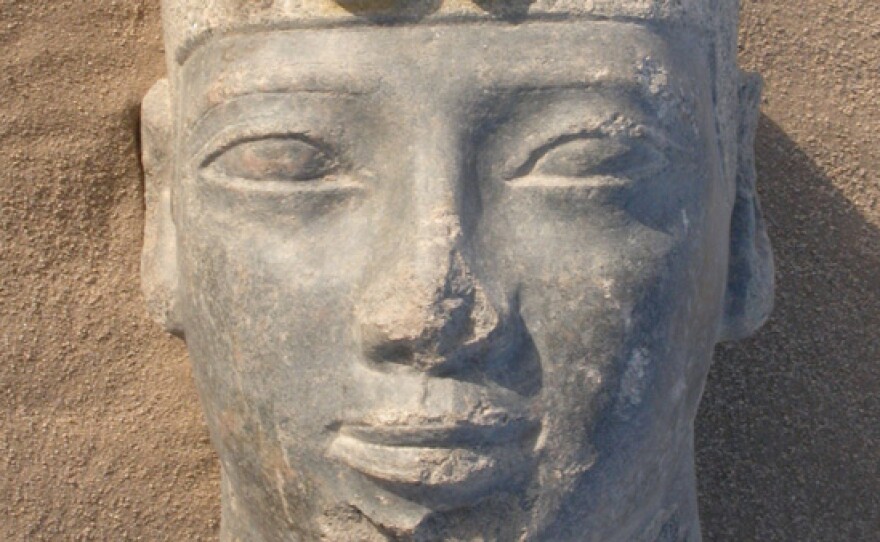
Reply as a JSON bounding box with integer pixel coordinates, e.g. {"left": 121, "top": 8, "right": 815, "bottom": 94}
{"left": 358, "top": 214, "right": 501, "bottom": 373}
{"left": 357, "top": 117, "right": 502, "bottom": 372}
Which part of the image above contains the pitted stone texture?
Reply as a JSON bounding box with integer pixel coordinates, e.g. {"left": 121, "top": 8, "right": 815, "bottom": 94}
{"left": 142, "top": 2, "right": 770, "bottom": 540}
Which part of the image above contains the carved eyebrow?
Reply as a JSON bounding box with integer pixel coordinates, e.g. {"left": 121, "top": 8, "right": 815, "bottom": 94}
{"left": 483, "top": 79, "right": 688, "bottom": 119}
{"left": 489, "top": 81, "right": 698, "bottom": 144}
{"left": 485, "top": 80, "right": 669, "bottom": 113}
{"left": 187, "top": 69, "right": 379, "bottom": 127}
{"left": 203, "top": 69, "right": 379, "bottom": 104}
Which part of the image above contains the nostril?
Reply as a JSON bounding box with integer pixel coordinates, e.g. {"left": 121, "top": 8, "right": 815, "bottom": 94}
{"left": 364, "top": 337, "right": 416, "bottom": 366}
{"left": 358, "top": 311, "right": 423, "bottom": 362}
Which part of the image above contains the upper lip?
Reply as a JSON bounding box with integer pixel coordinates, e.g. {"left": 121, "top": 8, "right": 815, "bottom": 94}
{"left": 327, "top": 368, "right": 542, "bottom": 505}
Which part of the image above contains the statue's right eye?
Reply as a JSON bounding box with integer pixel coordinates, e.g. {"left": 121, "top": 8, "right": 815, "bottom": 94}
{"left": 203, "top": 135, "right": 338, "bottom": 182}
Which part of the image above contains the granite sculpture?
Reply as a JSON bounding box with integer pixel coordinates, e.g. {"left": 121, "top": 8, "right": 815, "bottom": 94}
{"left": 141, "top": 1, "right": 773, "bottom": 540}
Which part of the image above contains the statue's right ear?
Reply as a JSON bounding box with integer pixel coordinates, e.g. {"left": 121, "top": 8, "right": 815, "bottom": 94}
{"left": 141, "top": 79, "right": 184, "bottom": 337}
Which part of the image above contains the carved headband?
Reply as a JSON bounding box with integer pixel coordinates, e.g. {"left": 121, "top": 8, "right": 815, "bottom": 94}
{"left": 162, "top": 0, "right": 738, "bottom": 64}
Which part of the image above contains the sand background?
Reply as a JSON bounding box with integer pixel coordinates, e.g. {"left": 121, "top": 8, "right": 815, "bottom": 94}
{"left": 1, "top": 1, "right": 877, "bottom": 540}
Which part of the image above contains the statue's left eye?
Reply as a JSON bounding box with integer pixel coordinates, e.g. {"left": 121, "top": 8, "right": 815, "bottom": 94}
{"left": 205, "top": 136, "right": 337, "bottom": 182}
{"left": 506, "top": 135, "right": 667, "bottom": 185}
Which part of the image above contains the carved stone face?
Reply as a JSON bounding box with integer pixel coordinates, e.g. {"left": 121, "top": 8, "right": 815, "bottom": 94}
{"left": 142, "top": 16, "right": 772, "bottom": 542}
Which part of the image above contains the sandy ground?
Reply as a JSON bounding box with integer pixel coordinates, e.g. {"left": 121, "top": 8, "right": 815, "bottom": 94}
{"left": 1, "top": 1, "right": 877, "bottom": 540}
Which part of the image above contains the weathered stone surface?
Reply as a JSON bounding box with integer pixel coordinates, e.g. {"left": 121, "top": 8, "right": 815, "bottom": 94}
{"left": 142, "top": 1, "right": 772, "bottom": 540}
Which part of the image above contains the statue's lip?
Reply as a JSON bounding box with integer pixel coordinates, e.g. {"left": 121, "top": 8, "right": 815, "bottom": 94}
{"left": 328, "top": 430, "right": 535, "bottom": 508}
{"left": 328, "top": 411, "right": 539, "bottom": 506}
{"left": 337, "top": 413, "right": 539, "bottom": 448}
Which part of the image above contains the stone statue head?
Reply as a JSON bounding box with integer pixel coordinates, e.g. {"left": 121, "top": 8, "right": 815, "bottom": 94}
{"left": 141, "top": 1, "right": 773, "bottom": 539}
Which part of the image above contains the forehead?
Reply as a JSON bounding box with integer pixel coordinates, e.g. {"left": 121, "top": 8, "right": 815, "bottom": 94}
{"left": 178, "top": 21, "right": 708, "bottom": 126}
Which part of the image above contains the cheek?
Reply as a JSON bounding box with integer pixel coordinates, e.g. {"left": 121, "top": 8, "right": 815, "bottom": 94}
{"left": 477, "top": 180, "right": 729, "bottom": 414}
{"left": 510, "top": 222, "right": 681, "bottom": 409}
{"left": 174, "top": 189, "right": 369, "bottom": 453}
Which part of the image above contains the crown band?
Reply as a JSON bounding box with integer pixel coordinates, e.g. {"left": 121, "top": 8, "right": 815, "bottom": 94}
{"left": 163, "top": 0, "right": 730, "bottom": 65}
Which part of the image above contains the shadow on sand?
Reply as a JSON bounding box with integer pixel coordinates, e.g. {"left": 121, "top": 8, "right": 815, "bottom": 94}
{"left": 696, "top": 114, "right": 880, "bottom": 540}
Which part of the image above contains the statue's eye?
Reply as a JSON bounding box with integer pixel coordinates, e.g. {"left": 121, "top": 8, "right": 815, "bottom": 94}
{"left": 205, "top": 135, "right": 337, "bottom": 182}
{"left": 507, "top": 135, "right": 667, "bottom": 185}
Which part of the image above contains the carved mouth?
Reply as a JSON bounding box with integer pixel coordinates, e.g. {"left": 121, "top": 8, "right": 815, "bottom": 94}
{"left": 328, "top": 412, "right": 540, "bottom": 509}
{"left": 340, "top": 412, "right": 539, "bottom": 447}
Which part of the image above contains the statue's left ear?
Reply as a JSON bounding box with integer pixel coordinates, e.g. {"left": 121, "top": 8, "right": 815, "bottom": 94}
{"left": 141, "top": 79, "right": 184, "bottom": 337}
{"left": 720, "top": 72, "right": 775, "bottom": 341}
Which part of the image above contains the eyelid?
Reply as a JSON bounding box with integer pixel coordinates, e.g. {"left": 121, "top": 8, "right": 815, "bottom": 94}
{"left": 188, "top": 93, "right": 354, "bottom": 170}
{"left": 202, "top": 133, "right": 333, "bottom": 167}
{"left": 196, "top": 126, "right": 335, "bottom": 170}
{"left": 504, "top": 130, "right": 603, "bottom": 180}
{"left": 206, "top": 135, "right": 339, "bottom": 186}
{"left": 193, "top": 126, "right": 368, "bottom": 195}
{"left": 503, "top": 131, "right": 669, "bottom": 187}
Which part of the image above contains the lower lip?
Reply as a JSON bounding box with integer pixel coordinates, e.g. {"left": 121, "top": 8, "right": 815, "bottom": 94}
{"left": 329, "top": 432, "right": 533, "bottom": 508}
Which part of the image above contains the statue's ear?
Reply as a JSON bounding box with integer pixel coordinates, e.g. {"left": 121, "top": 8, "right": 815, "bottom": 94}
{"left": 141, "top": 79, "right": 184, "bottom": 337}
{"left": 720, "top": 72, "right": 775, "bottom": 341}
